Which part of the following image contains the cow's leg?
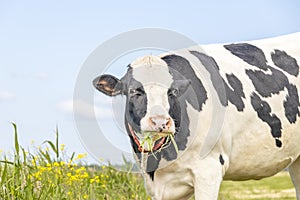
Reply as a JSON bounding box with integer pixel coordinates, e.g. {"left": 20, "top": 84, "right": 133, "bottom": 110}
{"left": 193, "top": 156, "right": 224, "bottom": 200}
{"left": 289, "top": 156, "right": 300, "bottom": 200}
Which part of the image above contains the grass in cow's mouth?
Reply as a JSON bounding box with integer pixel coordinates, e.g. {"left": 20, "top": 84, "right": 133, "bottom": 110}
{"left": 140, "top": 132, "right": 178, "bottom": 155}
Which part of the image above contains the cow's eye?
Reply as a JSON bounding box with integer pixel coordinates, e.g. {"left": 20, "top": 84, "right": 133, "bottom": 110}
{"left": 129, "top": 88, "right": 144, "bottom": 96}
{"left": 168, "top": 88, "right": 179, "bottom": 97}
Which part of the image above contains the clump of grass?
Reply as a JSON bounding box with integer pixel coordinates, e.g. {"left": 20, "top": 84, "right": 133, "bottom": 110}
{"left": 0, "top": 123, "right": 150, "bottom": 200}
{"left": 140, "top": 131, "right": 178, "bottom": 154}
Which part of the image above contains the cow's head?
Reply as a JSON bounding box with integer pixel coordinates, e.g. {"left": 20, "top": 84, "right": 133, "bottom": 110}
{"left": 93, "top": 55, "right": 191, "bottom": 153}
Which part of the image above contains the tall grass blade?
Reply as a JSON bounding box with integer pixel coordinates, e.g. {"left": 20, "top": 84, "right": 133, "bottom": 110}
{"left": 43, "top": 126, "right": 60, "bottom": 159}
{"left": 22, "top": 147, "right": 27, "bottom": 166}
{"left": 39, "top": 149, "right": 52, "bottom": 164}
{"left": 56, "top": 125, "right": 59, "bottom": 159}
{"left": 12, "top": 123, "right": 20, "bottom": 157}
{"left": 0, "top": 160, "right": 15, "bottom": 166}
{"left": 0, "top": 158, "right": 8, "bottom": 185}
{"left": 70, "top": 152, "right": 75, "bottom": 161}
{"left": 43, "top": 140, "right": 57, "bottom": 157}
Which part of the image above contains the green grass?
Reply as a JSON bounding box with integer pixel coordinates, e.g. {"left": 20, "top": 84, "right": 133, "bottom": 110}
{"left": 0, "top": 124, "right": 149, "bottom": 200}
{"left": 219, "top": 172, "right": 295, "bottom": 200}
{"left": 0, "top": 124, "right": 296, "bottom": 200}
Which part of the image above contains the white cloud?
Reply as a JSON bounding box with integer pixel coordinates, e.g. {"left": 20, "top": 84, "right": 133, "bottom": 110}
{"left": 0, "top": 91, "right": 15, "bottom": 101}
{"left": 57, "top": 99, "right": 113, "bottom": 120}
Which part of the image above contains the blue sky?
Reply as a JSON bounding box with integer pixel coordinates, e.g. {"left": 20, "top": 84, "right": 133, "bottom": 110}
{"left": 1, "top": 1, "right": 300, "bottom": 164}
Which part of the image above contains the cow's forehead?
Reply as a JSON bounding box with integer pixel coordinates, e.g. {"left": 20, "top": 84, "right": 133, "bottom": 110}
{"left": 130, "top": 55, "right": 173, "bottom": 88}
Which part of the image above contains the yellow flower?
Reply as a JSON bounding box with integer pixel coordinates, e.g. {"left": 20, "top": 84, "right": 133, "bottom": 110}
{"left": 60, "top": 144, "right": 65, "bottom": 151}
{"left": 76, "top": 153, "right": 87, "bottom": 160}
{"left": 56, "top": 169, "right": 62, "bottom": 175}
{"left": 83, "top": 194, "right": 88, "bottom": 199}
{"left": 47, "top": 166, "right": 52, "bottom": 171}
{"left": 81, "top": 172, "right": 89, "bottom": 179}
{"left": 101, "top": 165, "right": 106, "bottom": 170}
{"left": 38, "top": 166, "right": 47, "bottom": 172}
{"left": 53, "top": 162, "right": 60, "bottom": 167}
{"left": 70, "top": 175, "right": 77, "bottom": 181}
{"left": 31, "top": 159, "right": 36, "bottom": 166}
{"left": 67, "top": 191, "right": 72, "bottom": 196}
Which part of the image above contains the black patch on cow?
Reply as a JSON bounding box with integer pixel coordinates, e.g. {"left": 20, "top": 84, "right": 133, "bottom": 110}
{"left": 219, "top": 154, "right": 225, "bottom": 165}
{"left": 245, "top": 68, "right": 289, "bottom": 98}
{"left": 161, "top": 54, "right": 208, "bottom": 155}
{"left": 146, "top": 153, "right": 162, "bottom": 181}
{"left": 167, "top": 86, "right": 182, "bottom": 154}
{"left": 190, "top": 51, "right": 245, "bottom": 111}
{"left": 161, "top": 54, "right": 208, "bottom": 112}
{"left": 148, "top": 171, "right": 155, "bottom": 181}
{"left": 275, "top": 139, "right": 282, "bottom": 148}
{"left": 189, "top": 51, "right": 226, "bottom": 105}
{"left": 226, "top": 74, "right": 245, "bottom": 98}
{"left": 225, "top": 43, "right": 291, "bottom": 98}
{"left": 224, "top": 43, "right": 269, "bottom": 71}
{"left": 122, "top": 68, "right": 148, "bottom": 131}
{"left": 225, "top": 73, "right": 246, "bottom": 111}
{"left": 224, "top": 43, "right": 300, "bottom": 126}
{"left": 250, "top": 92, "right": 282, "bottom": 147}
{"left": 271, "top": 49, "right": 299, "bottom": 77}
{"left": 284, "top": 84, "right": 300, "bottom": 123}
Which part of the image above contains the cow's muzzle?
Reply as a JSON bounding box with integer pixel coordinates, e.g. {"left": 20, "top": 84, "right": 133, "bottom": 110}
{"left": 128, "top": 123, "right": 174, "bottom": 153}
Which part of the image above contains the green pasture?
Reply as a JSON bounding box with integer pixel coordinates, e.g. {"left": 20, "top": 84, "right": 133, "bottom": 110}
{"left": 0, "top": 124, "right": 295, "bottom": 200}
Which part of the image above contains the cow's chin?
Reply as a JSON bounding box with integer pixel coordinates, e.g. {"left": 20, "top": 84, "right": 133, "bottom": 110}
{"left": 127, "top": 123, "right": 175, "bottom": 153}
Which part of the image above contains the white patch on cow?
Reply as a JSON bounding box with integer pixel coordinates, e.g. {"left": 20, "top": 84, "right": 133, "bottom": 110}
{"left": 131, "top": 55, "right": 167, "bottom": 68}
{"left": 131, "top": 55, "right": 175, "bottom": 132}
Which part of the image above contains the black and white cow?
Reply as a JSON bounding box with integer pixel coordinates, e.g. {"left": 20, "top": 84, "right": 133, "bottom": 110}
{"left": 93, "top": 32, "right": 300, "bottom": 200}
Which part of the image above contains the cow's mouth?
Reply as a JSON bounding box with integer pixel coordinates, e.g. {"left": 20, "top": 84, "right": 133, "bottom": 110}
{"left": 128, "top": 123, "right": 176, "bottom": 153}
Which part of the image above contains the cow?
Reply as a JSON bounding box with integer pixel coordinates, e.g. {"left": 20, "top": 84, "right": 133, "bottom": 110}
{"left": 93, "top": 32, "right": 300, "bottom": 200}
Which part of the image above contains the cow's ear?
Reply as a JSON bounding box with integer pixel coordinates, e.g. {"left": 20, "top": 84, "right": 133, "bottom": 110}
{"left": 93, "top": 75, "right": 123, "bottom": 96}
{"left": 171, "top": 79, "right": 191, "bottom": 97}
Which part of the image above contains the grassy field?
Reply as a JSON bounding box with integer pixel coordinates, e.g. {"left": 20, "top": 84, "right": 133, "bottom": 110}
{"left": 219, "top": 172, "right": 295, "bottom": 200}
{"left": 0, "top": 124, "right": 296, "bottom": 200}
